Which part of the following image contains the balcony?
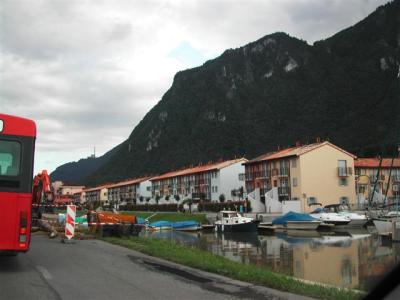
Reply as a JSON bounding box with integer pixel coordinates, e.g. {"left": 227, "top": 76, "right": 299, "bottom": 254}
{"left": 279, "top": 168, "right": 289, "bottom": 177}
{"left": 337, "top": 167, "right": 353, "bottom": 177}
{"left": 392, "top": 175, "right": 400, "bottom": 182}
{"left": 369, "top": 174, "right": 385, "bottom": 182}
{"left": 278, "top": 186, "right": 290, "bottom": 196}
{"left": 245, "top": 173, "right": 253, "bottom": 181}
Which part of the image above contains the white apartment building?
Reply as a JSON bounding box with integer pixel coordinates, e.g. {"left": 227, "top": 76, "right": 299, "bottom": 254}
{"left": 150, "top": 158, "right": 247, "bottom": 203}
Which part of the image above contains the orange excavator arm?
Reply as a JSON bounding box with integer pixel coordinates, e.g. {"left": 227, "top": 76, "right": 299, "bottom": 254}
{"left": 32, "top": 170, "right": 53, "bottom": 206}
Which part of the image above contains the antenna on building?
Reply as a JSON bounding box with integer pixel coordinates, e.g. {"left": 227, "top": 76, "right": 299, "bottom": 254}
{"left": 94, "top": 146, "right": 96, "bottom": 158}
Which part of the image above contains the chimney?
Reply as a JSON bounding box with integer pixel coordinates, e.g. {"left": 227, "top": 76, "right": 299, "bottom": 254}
{"left": 295, "top": 141, "right": 301, "bottom": 147}
{"left": 316, "top": 137, "right": 321, "bottom": 143}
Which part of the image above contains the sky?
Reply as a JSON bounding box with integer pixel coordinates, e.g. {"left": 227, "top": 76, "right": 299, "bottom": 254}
{"left": 0, "top": 0, "right": 390, "bottom": 175}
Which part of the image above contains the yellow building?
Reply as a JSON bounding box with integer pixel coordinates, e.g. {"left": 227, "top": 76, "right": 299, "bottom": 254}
{"left": 355, "top": 158, "right": 400, "bottom": 203}
{"left": 244, "top": 141, "right": 357, "bottom": 213}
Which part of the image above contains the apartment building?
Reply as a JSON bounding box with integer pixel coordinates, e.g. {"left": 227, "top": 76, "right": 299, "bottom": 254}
{"left": 107, "top": 177, "right": 152, "bottom": 205}
{"left": 83, "top": 185, "right": 109, "bottom": 206}
{"left": 73, "top": 191, "right": 85, "bottom": 204}
{"left": 150, "top": 158, "right": 247, "bottom": 203}
{"left": 243, "top": 142, "right": 357, "bottom": 212}
{"left": 355, "top": 158, "right": 400, "bottom": 203}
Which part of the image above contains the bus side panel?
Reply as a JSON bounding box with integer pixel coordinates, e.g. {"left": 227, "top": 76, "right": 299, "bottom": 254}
{"left": 0, "top": 192, "right": 31, "bottom": 252}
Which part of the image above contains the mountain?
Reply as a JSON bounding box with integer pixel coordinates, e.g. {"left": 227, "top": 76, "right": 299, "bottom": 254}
{"left": 50, "top": 144, "right": 121, "bottom": 185}
{"left": 62, "top": 0, "right": 400, "bottom": 186}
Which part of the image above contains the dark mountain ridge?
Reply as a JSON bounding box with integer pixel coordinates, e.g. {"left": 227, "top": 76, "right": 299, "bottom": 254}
{"left": 52, "top": 1, "right": 400, "bottom": 186}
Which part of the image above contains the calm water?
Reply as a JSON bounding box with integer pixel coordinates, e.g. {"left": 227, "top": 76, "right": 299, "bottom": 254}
{"left": 140, "top": 228, "right": 400, "bottom": 291}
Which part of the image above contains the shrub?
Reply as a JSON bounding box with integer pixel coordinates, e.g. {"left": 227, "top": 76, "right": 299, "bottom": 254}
{"left": 198, "top": 200, "right": 251, "bottom": 212}
{"left": 119, "top": 203, "right": 178, "bottom": 212}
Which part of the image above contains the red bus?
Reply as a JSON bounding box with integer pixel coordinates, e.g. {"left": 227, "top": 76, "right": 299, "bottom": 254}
{"left": 0, "top": 114, "right": 36, "bottom": 254}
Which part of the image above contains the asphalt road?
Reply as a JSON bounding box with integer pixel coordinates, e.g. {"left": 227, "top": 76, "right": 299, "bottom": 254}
{"left": 0, "top": 234, "right": 308, "bottom": 300}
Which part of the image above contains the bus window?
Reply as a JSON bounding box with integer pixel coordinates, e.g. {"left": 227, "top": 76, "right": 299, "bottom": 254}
{"left": 0, "top": 140, "right": 21, "bottom": 177}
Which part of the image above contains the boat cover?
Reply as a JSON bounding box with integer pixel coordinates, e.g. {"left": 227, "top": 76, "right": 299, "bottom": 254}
{"left": 272, "top": 211, "right": 318, "bottom": 225}
{"left": 137, "top": 217, "right": 146, "bottom": 224}
{"left": 149, "top": 221, "right": 172, "bottom": 228}
{"left": 171, "top": 220, "right": 199, "bottom": 229}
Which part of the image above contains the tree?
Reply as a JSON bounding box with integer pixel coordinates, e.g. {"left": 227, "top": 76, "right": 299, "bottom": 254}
{"left": 219, "top": 194, "right": 225, "bottom": 203}
{"left": 174, "top": 194, "right": 180, "bottom": 202}
{"left": 139, "top": 196, "right": 144, "bottom": 203}
{"left": 165, "top": 195, "right": 170, "bottom": 201}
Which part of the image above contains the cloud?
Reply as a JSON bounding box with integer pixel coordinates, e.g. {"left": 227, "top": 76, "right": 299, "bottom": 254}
{"left": 0, "top": 0, "right": 389, "bottom": 174}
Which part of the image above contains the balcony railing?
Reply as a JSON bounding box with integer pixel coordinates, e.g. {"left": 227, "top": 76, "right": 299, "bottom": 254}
{"left": 278, "top": 186, "right": 290, "bottom": 196}
{"left": 369, "top": 174, "right": 385, "bottom": 182}
{"left": 279, "top": 168, "right": 289, "bottom": 177}
{"left": 391, "top": 175, "right": 400, "bottom": 182}
{"left": 337, "top": 167, "right": 353, "bottom": 177}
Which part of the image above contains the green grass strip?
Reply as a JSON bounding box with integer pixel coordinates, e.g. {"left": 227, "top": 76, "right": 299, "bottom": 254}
{"left": 121, "top": 211, "right": 208, "bottom": 224}
{"left": 102, "top": 236, "right": 363, "bottom": 300}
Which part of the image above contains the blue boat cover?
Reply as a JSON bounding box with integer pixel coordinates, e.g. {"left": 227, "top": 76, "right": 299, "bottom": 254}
{"left": 149, "top": 221, "right": 172, "bottom": 228}
{"left": 311, "top": 208, "right": 323, "bottom": 213}
{"left": 171, "top": 221, "right": 199, "bottom": 229}
{"left": 137, "top": 217, "right": 146, "bottom": 224}
{"left": 272, "top": 211, "right": 318, "bottom": 225}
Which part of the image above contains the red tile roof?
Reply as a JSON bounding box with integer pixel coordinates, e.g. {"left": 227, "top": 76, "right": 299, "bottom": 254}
{"left": 151, "top": 158, "right": 247, "bottom": 181}
{"left": 107, "top": 176, "right": 153, "bottom": 189}
{"left": 355, "top": 158, "right": 400, "bottom": 168}
{"left": 83, "top": 184, "right": 112, "bottom": 193}
{"left": 245, "top": 142, "right": 356, "bottom": 164}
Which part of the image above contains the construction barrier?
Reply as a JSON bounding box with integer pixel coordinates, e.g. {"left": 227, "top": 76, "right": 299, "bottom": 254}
{"left": 65, "top": 205, "right": 76, "bottom": 240}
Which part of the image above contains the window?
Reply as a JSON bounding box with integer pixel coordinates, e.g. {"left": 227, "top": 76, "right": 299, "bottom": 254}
{"left": 292, "top": 158, "right": 297, "bottom": 168}
{"left": 0, "top": 140, "right": 21, "bottom": 176}
{"left": 215, "top": 186, "right": 218, "bottom": 193}
{"left": 307, "top": 197, "right": 317, "bottom": 206}
{"left": 293, "top": 177, "right": 298, "bottom": 187}
{"left": 339, "top": 178, "right": 348, "bottom": 186}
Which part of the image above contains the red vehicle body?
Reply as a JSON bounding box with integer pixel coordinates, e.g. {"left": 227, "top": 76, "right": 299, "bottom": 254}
{"left": 0, "top": 114, "right": 36, "bottom": 253}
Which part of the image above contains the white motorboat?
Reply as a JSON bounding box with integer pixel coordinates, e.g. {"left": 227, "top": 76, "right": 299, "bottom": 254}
{"left": 310, "top": 207, "right": 351, "bottom": 226}
{"left": 214, "top": 211, "right": 259, "bottom": 232}
{"left": 324, "top": 204, "right": 368, "bottom": 227}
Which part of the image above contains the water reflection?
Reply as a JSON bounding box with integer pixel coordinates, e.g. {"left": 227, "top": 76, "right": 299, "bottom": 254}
{"left": 140, "top": 229, "right": 399, "bottom": 290}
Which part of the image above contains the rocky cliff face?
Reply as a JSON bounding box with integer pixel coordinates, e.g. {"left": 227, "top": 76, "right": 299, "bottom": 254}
{"left": 53, "top": 1, "right": 400, "bottom": 186}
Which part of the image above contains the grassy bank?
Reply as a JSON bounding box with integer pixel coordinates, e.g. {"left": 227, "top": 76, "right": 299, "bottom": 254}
{"left": 121, "top": 211, "right": 208, "bottom": 224}
{"left": 103, "top": 236, "right": 363, "bottom": 300}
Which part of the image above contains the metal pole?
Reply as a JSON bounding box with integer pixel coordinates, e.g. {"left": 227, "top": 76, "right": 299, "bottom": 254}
{"left": 369, "top": 156, "right": 383, "bottom": 207}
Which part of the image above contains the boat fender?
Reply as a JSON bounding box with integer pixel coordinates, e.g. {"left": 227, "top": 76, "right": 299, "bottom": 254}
{"left": 222, "top": 225, "right": 224, "bottom": 232}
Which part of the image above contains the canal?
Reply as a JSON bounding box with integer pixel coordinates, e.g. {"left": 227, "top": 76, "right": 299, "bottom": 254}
{"left": 140, "top": 228, "right": 400, "bottom": 291}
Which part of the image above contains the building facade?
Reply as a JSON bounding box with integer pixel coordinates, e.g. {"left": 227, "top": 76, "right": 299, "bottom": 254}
{"left": 107, "top": 177, "right": 152, "bottom": 205}
{"left": 354, "top": 158, "right": 400, "bottom": 203}
{"left": 150, "top": 158, "right": 247, "bottom": 203}
{"left": 244, "top": 142, "right": 357, "bottom": 212}
{"left": 83, "top": 185, "right": 109, "bottom": 206}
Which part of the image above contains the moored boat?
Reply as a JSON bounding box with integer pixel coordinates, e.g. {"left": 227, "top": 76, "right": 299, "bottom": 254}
{"left": 147, "top": 220, "right": 172, "bottom": 231}
{"left": 324, "top": 204, "right": 368, "bottom": 227}
{"left": 310, "top": 207, "right": 351, "bottom": 226}
{"left": 214, "top": 211, "right": 258, "bottom": 232}
{"left": 272, "top": 211, "right": 321, "bottom": 230}
{"left": 171, "top": 221, "right": 201, "bottom": 231}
